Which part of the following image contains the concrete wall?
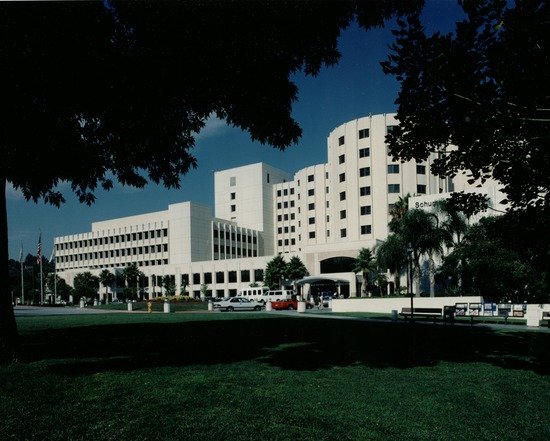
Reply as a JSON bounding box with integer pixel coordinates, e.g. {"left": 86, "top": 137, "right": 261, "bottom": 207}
{"left": 331, "top": 296, "right": 484, "bottom": 314}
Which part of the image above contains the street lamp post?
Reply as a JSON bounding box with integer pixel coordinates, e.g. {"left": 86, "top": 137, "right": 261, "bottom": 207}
{"left": 407, "top": 243, "right": 414, "bottom": 323}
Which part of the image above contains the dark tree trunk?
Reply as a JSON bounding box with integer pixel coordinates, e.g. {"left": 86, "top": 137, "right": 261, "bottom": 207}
{"left": 0, "top": 177, "right": 19, "bottom": 364}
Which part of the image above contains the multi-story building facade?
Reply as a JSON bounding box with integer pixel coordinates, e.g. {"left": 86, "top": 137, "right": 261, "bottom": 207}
{"left": 54, "top": 113, "right": 503, "bottom": 300}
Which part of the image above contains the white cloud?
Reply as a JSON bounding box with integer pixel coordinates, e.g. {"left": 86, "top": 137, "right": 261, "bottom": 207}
{"left": 194, "top": 115, "right": 230, "bottom": 141}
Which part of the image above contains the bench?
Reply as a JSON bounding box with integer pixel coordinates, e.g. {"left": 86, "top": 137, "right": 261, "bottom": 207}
{"left": 399, "top": 307, "right": 442, "bottom": 323}
{"left": 542, "top": 311, "right": 550, "bottom": 327}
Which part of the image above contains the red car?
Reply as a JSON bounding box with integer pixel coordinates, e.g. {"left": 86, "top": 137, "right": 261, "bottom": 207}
{"left": 270, "top": 298, "right": 313, "bottom": 310}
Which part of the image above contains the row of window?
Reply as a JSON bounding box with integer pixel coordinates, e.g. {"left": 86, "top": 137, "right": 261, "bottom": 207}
{"left": 305, "top": 224, "right": 372, "bottom": 240}
{"left": 276, "top": 188, "right": 295, "bottom": 197}
{"left": 56, "top": 229, "right": 169, "bottom": 250}
{"left": 213, "top": 245, "right": 258, "bottom": 258}
{"left": 188, "top": 269, "right": 264, "bottom": 285}
{"left": 337, "top": 126, "right": 397, "bottom": 147}
{"left": 60, "top": 259, "right": 169, "bottom": 270}
{"left": 212, "top": 230, "right": 257, "bottom": 244}
{"left": 57, "top": 244, "right": 169, "bottom": 262}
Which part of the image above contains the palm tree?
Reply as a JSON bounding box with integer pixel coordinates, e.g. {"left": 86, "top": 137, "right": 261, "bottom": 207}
{"left": 376, "top": 234, "right": 407, "bottom": 294}
{"left": 353, "top": 248, "right": 377, "bottom": 297}
{"left": 388, "top": 193, "right": 411, "bottom": 232}
{"left": 392, "top": 209, "right": 445, "bottom": 296}
{"left": 122, "top": 264, "right": 143, "bottom": 300}
{"left": 98, "top": 269, "right": 115, "bottom": 303}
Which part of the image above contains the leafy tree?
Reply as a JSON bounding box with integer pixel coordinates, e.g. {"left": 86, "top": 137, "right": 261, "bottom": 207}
{"left": 389, "top": 193, "right": 411, "bottom": 226}
{"left": 264, "top": 255, "right": 288, "bottom": 289}
{"left": 286, "top": 256, "right": 308, "bottom": 281}
{"left": 99, "top": 269, "right": 115, "bottom": 301}
{"left": 73, "top": 272, "right": 99, "bottom": 301}
{"left": 353, "top": 248, "right": 377, "bottom": 297}
{"left": 200, "top": 284, "right": 209, "bottom": 300}
{"left": 180, "top": 276, "right": 189, "bottom": 296}
{"left": 375, "top": 234, "right": 407, "bottom": 293}
{"left": 441, "top": 216, "right": 547, "bottom": 303}
{"left": 0, "top": 0, "right": 422, "bottom": 363}
{"left": 382, "top": 0, "right": 550, "bottom": 214}
{"left": 45, "top": 274, "right": 73, "bottom": 302}
{"left": 162, "top": 275, "right": 176, "bottom": 296}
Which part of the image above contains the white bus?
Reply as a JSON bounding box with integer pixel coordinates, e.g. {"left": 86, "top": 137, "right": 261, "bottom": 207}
{"left": 237, "top": 286, "right": 269, "bottom": 302}
{"left": 261, "top": 289, "right": 296, "bottom": 302}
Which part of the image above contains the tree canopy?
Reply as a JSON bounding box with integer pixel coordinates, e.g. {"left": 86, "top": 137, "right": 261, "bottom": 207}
{"left": 382, "top": 0, "right": 550, "bottom": 212}
{"left": 0, "top": 0, "right": 422, "bottom": 364}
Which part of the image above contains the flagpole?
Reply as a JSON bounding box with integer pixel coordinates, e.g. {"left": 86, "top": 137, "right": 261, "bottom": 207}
{"left": 20, "top": 241, "right": 24, "bottom": 305}
{"left": 40, "top": 255, "right": 44, "bottom": 304}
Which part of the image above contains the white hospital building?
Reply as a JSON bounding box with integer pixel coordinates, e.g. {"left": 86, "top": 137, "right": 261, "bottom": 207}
{"left": 53, "top": 113, "right": 505, "bottom": 300}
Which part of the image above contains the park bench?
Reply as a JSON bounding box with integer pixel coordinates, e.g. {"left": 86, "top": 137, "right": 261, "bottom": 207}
{"left": 399, "top": 307, "right": 442, "bottom": 323}
{"left": 542, "top": 311, "right": 550, "bottom": 327}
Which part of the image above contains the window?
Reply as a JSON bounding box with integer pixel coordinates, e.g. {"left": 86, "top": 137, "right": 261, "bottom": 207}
{"left": 386, "top": 125, "right": 396, "bottom": 134}
{"left": 277, "top": 202, "right": 282, "bottom": 209}
{"left": 339, "top": 173, "right": 346, "bottom": 182}
{"left": 359, "top": 147, "right": 370, "bottom": 158}
{"left": 359, "top": 167, "right": 370, "bottom": 177}
{"left": 339, "top": 191, "right": 346, "bottom": 201}
{"left": 193, "top": 273, "right": 201, "bottom": 284}
{"left": 277, "top": 215, "right": 282, "bottom": 221}
{"left": 277, "top": 227, "right": 282, "bottom": 234}
{"left": 308, "top": 203, "right": 315, "bottom": 210}
{"left": 339, "top": 154, "right": 345, "bottom": 164}
{"left": 340, "top": 228, "right": 347, "bottom": 238}
{"left": 278, "top": 240, "right": 283, "bottom": 246}
{"left": 309, "top": 231, "right": 316, "bottom": 239}
{"left": 308, "top": 217, "right": 315, "bottom": 225}
{"left": 308, "top": 174, "right": 314, "bottom": 182}
{"left": 283, "top": 189, "right": 288, "bottom": 196}
{"left": 388, "top": 184, "right": 400, "bottom": 193}
{"left": 338, "top": 135, "right": 345, "bottom": 146}
{"left": 290, "top": 188, "right": 294, "bottom": 195}
{"left": 277, "top": 190, "right": 281, "bottom": 197}
{"left": 340, "top": 210, "right": 346, "bottom": 219}
{"left": 360, "top": 186, "right": 371, "bottom": 196}
{"left": 417, "top": 184, "right": 427, "bottom": 194}
{"left": 360, "top": 205, "right": 371, "bottom": 215}
{"left": 241, "top": 270, "right": 250, "bottom": 283}
{"left": 230, "top": 176, "right": 236, "bottom": 186}
{"left": 283, "top": 201, "right": 288, "bottom": 208}
{"left": 231, "top": 192, "right": 236, "bottom": 200}
{"left": 254, "top": 269, "right": 264, "bottom": 282}
{"left": 204, "top": 273, "right": 212, "bottom": 284}
{"left": 230, "top": 205, "right": 236, "bottom": 212}
{"left": 417, "top": 164, "right": 426, "bottom": 175}
{"left": 266, "top": 173, "right": 270, "bottom": 183}
{"left": 308, "top": 188, "right": 314, "bottom": 196}
{"left": 388, "top": 164, "right": 400, "bottom": 174}
{"left": 358, "top": 128, "right": 370, "bottom": 139}
{"left": 361, "top": 225, "right": 372, "bottom": 235}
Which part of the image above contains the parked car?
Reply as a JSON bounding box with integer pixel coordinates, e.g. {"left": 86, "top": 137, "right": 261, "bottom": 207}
{"left": 270, "top": 298, "right": 314, "bottom": 311}
{"left": 212, "top": 296, "right": 265, "bottom": 312}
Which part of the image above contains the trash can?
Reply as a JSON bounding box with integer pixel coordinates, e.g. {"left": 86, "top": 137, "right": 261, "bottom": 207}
{"left": 208, "top": 301, "right": 213, "bottom": 311}
{"left": 265, "top": 301, "right": 272, "bottom": 312}
{"left": 127, "top": 302, "right": 133, "bottom": 312}
{"left": 391, "top": 310, "right": 398, "bottom": 321}
{"left": 79, "top": 298, "right": 85, "bottom": 308}
{"left": 443, "top": 305, "right": 455, "bottom": 323}
{"left": 163, "top": 299, "right": 170, "bottom": 313}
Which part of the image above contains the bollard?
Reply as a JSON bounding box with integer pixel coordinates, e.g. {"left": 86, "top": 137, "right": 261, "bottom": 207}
{"left": 79, "top": 298, "right": 85, "bottom": 308}
{"left": 208, "top": 301, "right": 213, "bottom": 311}
{"left": 297, "top": 301, "right": 306, "bottom": 313}
{"left": 127, "top": 302, "right": 133, "bottom": 312}
{"left": 163, "top": 299, "right": 170, "bottom": 313}
{"left": 265, "top": 301, "right": 272, "bottom": 312}
{"left": 147, "top": 301, "right": 153, "bottom": 313}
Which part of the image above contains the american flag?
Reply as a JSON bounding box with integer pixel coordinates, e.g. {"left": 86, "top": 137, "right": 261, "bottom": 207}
{"left": 36, "top": 233, "right": 42, "bottom": 265}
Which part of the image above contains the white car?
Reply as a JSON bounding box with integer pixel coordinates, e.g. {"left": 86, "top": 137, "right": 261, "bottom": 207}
{"left": 212, "top": 296, "right": 265, "bottom": 312}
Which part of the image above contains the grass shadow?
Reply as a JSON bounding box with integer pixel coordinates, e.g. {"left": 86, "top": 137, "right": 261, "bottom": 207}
{"left": 17, "top": 315, "right": 550, "bottom": 376}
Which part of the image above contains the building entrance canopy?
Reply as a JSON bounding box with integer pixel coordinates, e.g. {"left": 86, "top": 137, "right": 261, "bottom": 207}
{"left": 294, "top": 276, "right": 349, "bottom": 286}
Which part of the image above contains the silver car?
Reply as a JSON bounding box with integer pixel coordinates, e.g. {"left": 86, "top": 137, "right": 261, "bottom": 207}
{"left": 212, "top": 296, "right": 264, "bottom": 312}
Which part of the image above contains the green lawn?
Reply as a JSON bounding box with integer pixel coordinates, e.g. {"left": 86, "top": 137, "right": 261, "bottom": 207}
{"left": 2, "top": 312, "right": 549, "bottom": 440}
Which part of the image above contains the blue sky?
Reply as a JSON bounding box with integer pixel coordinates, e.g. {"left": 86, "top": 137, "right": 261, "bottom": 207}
{"left": 7, "top": 0, "right": 464, "bottom": 261}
